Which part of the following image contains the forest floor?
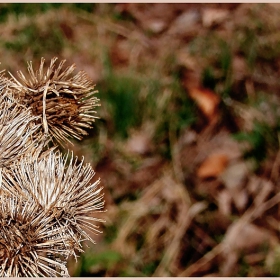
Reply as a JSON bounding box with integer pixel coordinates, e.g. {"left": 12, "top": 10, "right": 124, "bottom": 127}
{"left": 1, "top": 3, "right": 280, "bottom": 276}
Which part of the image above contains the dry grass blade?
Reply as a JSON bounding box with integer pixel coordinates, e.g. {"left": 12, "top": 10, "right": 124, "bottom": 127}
{"left": 8, "top": 57, "right": 100, "bottom": 146}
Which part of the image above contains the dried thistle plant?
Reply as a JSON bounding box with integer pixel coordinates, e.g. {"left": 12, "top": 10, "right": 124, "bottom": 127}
{"left": 9, "top": 57, "right": 100, "bottom": 145}
{"left": 0, "top": 57, "right": 105, "bottom": 277}
{"left": 2, "top": 150, "right": 105, "bottom": 259}
{"left": 0, "top": 189, "right": 72, "bottom": 277}
{"left": 0, "top": 87, "right": 43, "bottom": 169}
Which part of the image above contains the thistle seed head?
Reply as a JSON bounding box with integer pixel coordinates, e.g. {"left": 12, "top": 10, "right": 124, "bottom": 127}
{"left": 0, "top": 89, "right": 43, "bottom": 169}
{"left": 0, "top": 190, "right": 73, "bottom": 277}
{"left": 3, "top": 150, "right": 105, "bottom": 250}
{"left": 9, "top": 57, "right": 100, "bottom": 146}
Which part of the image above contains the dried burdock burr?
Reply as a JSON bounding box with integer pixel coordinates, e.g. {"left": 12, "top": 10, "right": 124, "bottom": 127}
{"left": 3, "top": 150, "right": 105, "bottom": 254}
{"left": 0, "top": 89, "right": 42, "bottom": 169}
{"left": 0, "top": 57, "right": 105, "bottom": 277}
{"left": 8, "top": 57, "right": 100, "bottom": 146}
{"left": 0, "top": 189, "right": 74, "bottom": 277}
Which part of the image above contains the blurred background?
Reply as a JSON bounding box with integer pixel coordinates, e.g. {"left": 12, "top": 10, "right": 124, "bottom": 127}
{"left": 2, "top": 3, "right": 280, "bottom": 276}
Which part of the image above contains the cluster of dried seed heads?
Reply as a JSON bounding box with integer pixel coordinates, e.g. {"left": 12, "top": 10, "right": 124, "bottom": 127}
{"left": 0, "top": 58, "right": 105, "bottom": 277}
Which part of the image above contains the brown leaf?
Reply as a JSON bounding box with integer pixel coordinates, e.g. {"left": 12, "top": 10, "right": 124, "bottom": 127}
{"left": 167, "top": 10, "right": 200, "bottom": 36}
{"left": 188, "top": 87, "right": 220, "bottom": 121}
{"left": 197, "top": 153, "right": 229, "bottom": 178}
{"left": 202, "top": 8, "right": 229, "bottom": 27}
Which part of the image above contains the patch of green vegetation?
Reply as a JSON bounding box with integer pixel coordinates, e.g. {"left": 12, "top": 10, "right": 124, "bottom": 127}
{"left": 270, "top": 246, "right": 280, "bottom": 276}
{"left": 218, "top": 40, "right": 233, "bottom": 97}
{"left": 101, "top": 73, "right": 142, "bottom": 138}
{"left": 235, "top": 6, "right": 280, "bottom": 66}
{"left": 0, "top": 3, "right": 97, "bottom": 23}
{"left": 233, "top": 121, "right": 279, "bottom": 166}
{"left": 190, "top": 34, "right": 235, "bottom": 98}
{"left": 75, "top": 250, "right": 122, "bottom": 277}
{"left": 104, "top": 224, "right": 118, "bottom": 244}
{"left": 202, "top": 66, "right": 216, "bottom": 90}
{"left": 172, "top": 76, "right": 197, "bottom": 134}
{"left": 70, "top": 3, "right": 96, "bottom": 13}
{"left": 118, "top": 267, "right": 142, "bottom": 277}
{"left": 237, "top": 28, "right": 258, "bottom": 69}
{"left": 112, "top": 8, "right": 135, "bottom": 22}
{"left": 0, "top": 3, "right": 62, "bottom": 22}
{"left": 142, "top": 260, "right": 160, "bottom": 276}
{"left": 237, "top": 253, "right": 250, "bottom": 276}
{"left": 3, "top": 22, "right": 64, "bottom": 59}
{"left": 99, "top": 51, "right": 143, "bottom": 138}
{"left": 154, "top": 75, "right": 196, "bottom": 159}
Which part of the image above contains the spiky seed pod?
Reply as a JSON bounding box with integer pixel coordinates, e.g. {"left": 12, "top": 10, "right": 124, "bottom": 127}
{"left": 0, "top": 189, "right": 75, "bottom": 277}
{"left": 3, "top": 150, "right": 106, "bottom": 250}
{"left": 0, "top": 89, "right": 43, "bottom": 169}
{"left": 8, "top": 57, "right": 100, "bottom": 146}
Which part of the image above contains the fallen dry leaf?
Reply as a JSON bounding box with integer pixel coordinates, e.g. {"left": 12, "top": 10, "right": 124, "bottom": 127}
{"left": 197, "top": 153, "right": 229, "bottom": 178}
{"left": 167, "top": 9, "right": 200, "bottom": 36}
{"left": 202, "top": 8, "right": 229, "bottom": 27}
{"left": 188, "top": 87, "right": 220, "bottom": 122}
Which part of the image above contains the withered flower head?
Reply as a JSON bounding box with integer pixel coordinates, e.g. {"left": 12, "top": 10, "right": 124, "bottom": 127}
{"left": 0, "top": 89, "right": 42, "bottom": 168}
{"left": 9, "top": 57, "right": 100, "bottom": 145}
{"left": 3, "top": 150, "right": 105, "bottom": 250}
{"left": 0, "top": 189, "right": 73, "bottom": 277}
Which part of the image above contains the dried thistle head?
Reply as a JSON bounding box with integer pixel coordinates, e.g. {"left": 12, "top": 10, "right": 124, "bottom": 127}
{"left": 0, "top": 70, "right": 9, "bottom": 89}
{"left": 0, "top": 189, "right": 74, "bottom": 277}
{"left": 0, "top": 89, "right": 43, "bottom": 169}
{"left": 0, "top": 58, "right": 105, "bottom": 277}
{"left": 3, "top": 150, "right": 105, "bottom": 251}
{"left": 9, "top": 57, "right": 100, "bottom": 146}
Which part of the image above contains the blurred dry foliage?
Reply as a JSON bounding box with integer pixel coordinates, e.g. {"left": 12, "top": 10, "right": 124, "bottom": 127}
{"left": 1, "top": 3, "right": 280, "bottom": 277}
